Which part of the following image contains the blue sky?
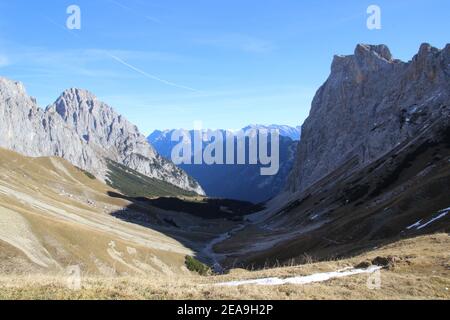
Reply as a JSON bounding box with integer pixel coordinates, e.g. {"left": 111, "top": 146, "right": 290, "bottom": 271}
{"left": 0, "top": 0, "right": 449, "bottom": 134}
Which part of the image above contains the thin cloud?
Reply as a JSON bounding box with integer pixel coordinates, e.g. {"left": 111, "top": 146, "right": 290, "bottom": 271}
{"left": 104, "top": 0, "right": 161, "bottom": 24}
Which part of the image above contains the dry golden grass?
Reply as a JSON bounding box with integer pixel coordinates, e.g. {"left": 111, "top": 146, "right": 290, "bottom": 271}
{"left": 1, "top": 234, "right": 449, "bottom": 300}
{"left": 0, "top": 148, "right": 235, "bottom": 280}
{"left": 0, "top": 148, "right": 448, "bottom": 300}
{"left": 0, "top": 148, "right": 242, "bottom": 278}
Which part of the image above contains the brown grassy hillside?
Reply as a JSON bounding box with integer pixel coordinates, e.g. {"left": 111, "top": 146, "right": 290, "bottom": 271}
{"left": 0, "top": 234, "right": 448, "bottom": 300}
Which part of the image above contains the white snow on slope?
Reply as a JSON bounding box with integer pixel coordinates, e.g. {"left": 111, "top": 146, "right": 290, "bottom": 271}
{"left": 407, "top": 207, "right": 449, "bottom": 231}
{"left": 407, "top": 220, "right": 422, "bottom": 230}
{"left": 217, "top": 266, "right": 382, "bottom": 287}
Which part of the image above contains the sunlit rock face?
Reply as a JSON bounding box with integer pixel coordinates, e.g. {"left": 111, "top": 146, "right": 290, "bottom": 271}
{"left": 0, "top": 78, "right": 204, "bottom": 195}
{"left": 287, "top": 43, "right": 450, "bottom": 193}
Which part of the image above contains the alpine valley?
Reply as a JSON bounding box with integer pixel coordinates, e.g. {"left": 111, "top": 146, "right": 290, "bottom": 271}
{"left": 0, "top": 43, "right": 449, "bottom": 300}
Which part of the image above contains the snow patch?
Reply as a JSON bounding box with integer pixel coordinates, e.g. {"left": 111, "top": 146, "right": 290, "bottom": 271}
{"left": 406, "top": 207, "right": 449, "bottom": 231}
{"left": 217, "top": 266, "right": 382, "bottom": 287}
{"left": 407, "top": 220, "right": 422, "bottom": 230}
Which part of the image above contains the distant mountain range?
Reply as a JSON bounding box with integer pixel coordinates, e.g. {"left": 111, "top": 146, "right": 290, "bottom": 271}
{"left": 148, "top": 125, "right": 300, "bottom": 203}
{"left": 243, "top": 124, "right": 302, "bottom": 141}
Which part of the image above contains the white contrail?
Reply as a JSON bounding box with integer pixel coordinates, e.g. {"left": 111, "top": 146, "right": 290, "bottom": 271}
{"left": 43, "top": 16, "right": 201, "bottom": 93}
{"left": 104, "top": 0, "right": 161, "bottom": 24}
{"left": 106, "top": 53, "right": 201, "bottom": 92}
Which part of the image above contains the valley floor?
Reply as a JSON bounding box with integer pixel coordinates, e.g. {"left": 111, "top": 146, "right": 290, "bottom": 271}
{"left": 1, "top": 234, "right": 448, "bottom": 300}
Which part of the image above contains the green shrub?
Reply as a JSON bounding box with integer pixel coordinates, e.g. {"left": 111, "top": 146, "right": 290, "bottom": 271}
{"left": 185, "top": 256, "right": 211, "bottom": 276}
{"left": 76, "top": 167, "right": 96, "bottom": 180}
{"left": 83, "top": 171, "right": 96, "bottom": 180}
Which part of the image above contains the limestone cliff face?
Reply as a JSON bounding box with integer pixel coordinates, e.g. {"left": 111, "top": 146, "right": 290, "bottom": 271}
{"left": 288, "top": 43, "right": 450, "bottom": 193}
{"left": 0, "top": 78, "right": 204, "bottom": 195}
{"left": 0, "top": 79, "right": 103, "bottom": 175}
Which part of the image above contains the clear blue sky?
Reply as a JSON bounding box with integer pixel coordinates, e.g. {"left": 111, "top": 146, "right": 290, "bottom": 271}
{"left": 0, "top": 0, "right": 449, "bottom": 134}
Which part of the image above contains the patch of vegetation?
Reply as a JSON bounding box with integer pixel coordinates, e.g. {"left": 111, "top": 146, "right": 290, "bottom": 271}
{"left": 76, "top": 167, "right": 96, "bottom": 180}
{"left": 185, "top": 256, "right": 211, "bottom": 276}
{"left": 105, "top": 159, "right": 196, "bottom": 198}
{"left": 83, "top": 171, "right": 96, "bottom": 180}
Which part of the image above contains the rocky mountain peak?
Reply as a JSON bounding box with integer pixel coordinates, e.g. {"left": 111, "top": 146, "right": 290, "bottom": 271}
{"left": 406, "top": 43, "right": 450, "bottom": 83}
{"left": 412, "top": 43, "right": 444, "bottom": 67}
{"left": 60, "top": 87, "right": 97, "bottom": 100}
{"left": 416, "top": 43, "right": 438, "bottom": 57}
{"left": 355, "top": 44, "right": 393, "bottom": 61}
{"left": 48, "top": 88, "right": 105, "bottom": 120}
{"left": 331, "top": 44, "right": 400, "bottom": 77}
{"left": 0, "top": 77, "right": 205, "bottom": 195}
{"left": 288, "top": 43, "right": 450, "bottom": 194}
{"left": 0, "top": 77, "right": 28, "bottom": 100}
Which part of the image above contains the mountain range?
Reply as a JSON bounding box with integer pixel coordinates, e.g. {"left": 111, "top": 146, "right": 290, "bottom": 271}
{"left": 243, "top": 124, "right": 302, "bottom": 141}
{"left": 148, "top": 125, "right": 301, "bottom": 203}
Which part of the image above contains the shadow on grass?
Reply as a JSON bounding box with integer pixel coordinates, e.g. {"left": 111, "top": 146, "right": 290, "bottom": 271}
{"left": 106, "top": 191, "right": 264, "bottom": 270}
{"left": 107, "top": 191, "right": 263, "bottom": 220}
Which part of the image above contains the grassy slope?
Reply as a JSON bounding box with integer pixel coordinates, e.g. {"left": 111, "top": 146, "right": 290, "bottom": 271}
{"left": 0, "top": 234, "right": 448, "bottom": 300}
{"left": 0, "top": 148, "right": 192, "bottom": 276}
{"left": 0, "top": 148, "right": 250, "bottom": 278}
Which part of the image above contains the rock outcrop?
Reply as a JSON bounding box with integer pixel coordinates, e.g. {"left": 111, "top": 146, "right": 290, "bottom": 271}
{"left": 288, "top": 43, "right": 450, "bottom": 193}
{"left": 0, "top": 78, "right": 204, "bottom": 195}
